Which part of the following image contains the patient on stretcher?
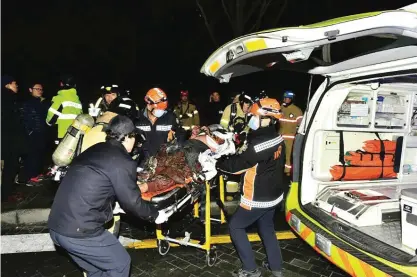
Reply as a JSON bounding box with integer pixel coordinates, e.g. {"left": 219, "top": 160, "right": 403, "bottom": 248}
{"left": 137, "top": 125, "right": 234, "bottom": 194}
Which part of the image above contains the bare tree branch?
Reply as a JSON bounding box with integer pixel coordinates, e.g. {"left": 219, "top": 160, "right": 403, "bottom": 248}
{"left": 248, "top": 0, "right": 273, "bottom": 33}
{"left": 235, "top": 0, "right": 241, "bottom": 36}
{"left": 243, "top": 0, "right": 262, "bottom": 27}
{"left": 222, "top": 0, "right": 236, "bottom": 35}
{"left": 196, "top": 0, "right": 218, "bottom": 47}
{"left": 271, "top": 0, "right": 288, "bottom": 27}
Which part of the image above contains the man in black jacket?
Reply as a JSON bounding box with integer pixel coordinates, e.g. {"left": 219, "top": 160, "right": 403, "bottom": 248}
{"left": 205, "top": 98, "right": 286, "bottom": 277}
{"left": 204, "top": 91, "right": 227, "bottom": 126}
{"left": 1, "top": 75, "right": 25, "bottom": 201}
{"left": 48, "top": 115, "right": 173, "bottom": 277}
{"left": 20, "top": 82, "right": 49, "bottom": 186}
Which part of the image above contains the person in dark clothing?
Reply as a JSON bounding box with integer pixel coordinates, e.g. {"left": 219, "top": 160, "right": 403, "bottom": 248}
{"left": 204, "top": 91, "right": 227, "bottom": 126}
{"left": 135, "top": 88, "right": 186, "bottom": 165}
{"left": 215, "top": 98, "right": 286, "bottom": 277}
{"left": 48, "top": 115, "right": 173, "bottom": 277}
{"left": 20, "top": 83, "right": 49, "bottom": 186}
{"left": 1, "top": 75, "right": 26, "bottom": 201}
{"left": 89, "top": 84, "right": 139, "bottom": 122}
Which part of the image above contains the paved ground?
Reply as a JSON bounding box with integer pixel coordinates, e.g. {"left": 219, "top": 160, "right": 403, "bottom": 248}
{"left": 1, "top": 180, "right": 348, "bottom": 277}
{"left": 1, "top": 239, "right": 348, "bottom": 277}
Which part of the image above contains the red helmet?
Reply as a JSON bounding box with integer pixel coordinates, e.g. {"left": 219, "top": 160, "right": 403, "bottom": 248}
{"left": 180, "top": 90, "right": 189, "bottom": 97}
{"left": 144, "top": 88, "right": 168, "bottom": 110}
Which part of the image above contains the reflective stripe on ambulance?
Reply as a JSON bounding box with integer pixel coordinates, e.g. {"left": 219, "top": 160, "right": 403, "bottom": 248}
{"left": 286, "top": 210, "right": 397, "bottom": 277}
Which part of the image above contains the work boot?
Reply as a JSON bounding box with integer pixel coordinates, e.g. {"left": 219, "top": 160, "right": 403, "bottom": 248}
{"left": 262, "top": 261, "right": 283, "bottom": 277}
{"left": 26, "top": 176, "right": 45, "bottom": 187}
{"left": 232, "top": 268, "right": 262, "bottom": 277}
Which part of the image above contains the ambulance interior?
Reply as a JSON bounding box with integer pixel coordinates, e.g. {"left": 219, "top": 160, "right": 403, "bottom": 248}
{"left": 301, "top": 76, "right": 417, "bottom": 259}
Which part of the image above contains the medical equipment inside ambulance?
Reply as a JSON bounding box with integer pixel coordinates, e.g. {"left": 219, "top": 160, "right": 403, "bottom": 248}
{"left": 310, "top": 86, "right": 417, "bottom": 257}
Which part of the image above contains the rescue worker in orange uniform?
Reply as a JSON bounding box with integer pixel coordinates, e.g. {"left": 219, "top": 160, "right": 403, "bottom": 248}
{"left": 215, "top": 97, "right": 286, "bottom": 277}
{"left": 135, "top": 88, "right": 186, "bottom": 163}
{"left": 278, "top": 91, "right": 303, "bottom": 176}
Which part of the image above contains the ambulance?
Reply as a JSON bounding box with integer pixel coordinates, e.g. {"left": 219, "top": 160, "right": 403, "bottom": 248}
{"left": 201, "top": 4, "right": 417, "bottom": 276}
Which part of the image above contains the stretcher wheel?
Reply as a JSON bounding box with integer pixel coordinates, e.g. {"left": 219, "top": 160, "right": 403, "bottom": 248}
{"left": 158, "top": 240, "right": 170, "bottom": 256}
{"left": 206, "top": 249, "right": 217, "bottom": 267}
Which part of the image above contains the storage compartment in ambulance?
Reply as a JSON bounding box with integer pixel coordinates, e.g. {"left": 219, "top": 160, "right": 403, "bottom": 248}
{"left": 200, "top": 6, "right": 417, "bottom": 267}
{"left": 307, "top": 81, "right": 417, "bottom": 259}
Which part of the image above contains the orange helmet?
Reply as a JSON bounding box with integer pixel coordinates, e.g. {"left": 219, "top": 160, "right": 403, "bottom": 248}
{"left": 144, "top": 88, "right": 168, "bottom": 110}
{"left": 250, "top": 98, "right": 282, "bottom": 120}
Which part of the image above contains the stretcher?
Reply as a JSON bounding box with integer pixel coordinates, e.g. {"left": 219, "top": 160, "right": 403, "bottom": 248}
{"left": 140, "top": 175, "right": 227, "bottom": 266}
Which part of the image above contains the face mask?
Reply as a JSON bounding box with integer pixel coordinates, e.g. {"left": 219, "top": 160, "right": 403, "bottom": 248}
{"left": 248, "top": 116, "right": 260, "bottom": 130}
{"left": 152, "top": 109, "right": 166, "bottom": 118}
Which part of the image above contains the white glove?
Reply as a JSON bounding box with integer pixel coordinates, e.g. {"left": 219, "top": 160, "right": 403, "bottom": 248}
{"left": 198, "top": 150, "right": 218, "bottom": 181}
{"left": 155, "top": 207, "right": 174, "bottom": 224}
{"left": 113, "top": 202, "right": 126, "bottom": 215}
{"left": 88, "top": 103, "right": 101, "bottom": 117}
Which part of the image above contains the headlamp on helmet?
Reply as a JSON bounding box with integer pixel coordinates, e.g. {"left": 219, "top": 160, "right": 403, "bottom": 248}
{"left": 101, "top": 84, "right": 120, "bottom": 96}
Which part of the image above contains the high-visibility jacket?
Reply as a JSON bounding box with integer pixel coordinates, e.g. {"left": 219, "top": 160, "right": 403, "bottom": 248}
{"left": 174, "top": 101, "right": 200, "bottom": 130}
{"left": 278, "top": 103, "right": 303, "bottom": 173}
{"left": 220, "top": 103, "right": 250, "bottom": 134}
{"left": 46, "top": 88, "right": 82, "bottom": 138}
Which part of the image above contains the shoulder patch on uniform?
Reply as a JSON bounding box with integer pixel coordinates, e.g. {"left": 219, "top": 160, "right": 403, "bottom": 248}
{"left": 274, "top": 145, "right": 283, "bottom": 160}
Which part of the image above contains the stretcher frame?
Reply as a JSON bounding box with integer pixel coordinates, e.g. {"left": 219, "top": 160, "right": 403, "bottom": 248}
{"left": 155, "top": 175, "right": 226, "bottom": 267}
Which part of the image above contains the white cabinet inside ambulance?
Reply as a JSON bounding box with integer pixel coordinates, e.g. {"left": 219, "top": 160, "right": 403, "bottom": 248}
{"left": 201, "top": 4, "right": 417, "bottom": 277}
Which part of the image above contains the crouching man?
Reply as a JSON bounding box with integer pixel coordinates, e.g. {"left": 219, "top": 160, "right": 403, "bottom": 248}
{"left": 48, "top": 115, "right": 173, "bottom": 277}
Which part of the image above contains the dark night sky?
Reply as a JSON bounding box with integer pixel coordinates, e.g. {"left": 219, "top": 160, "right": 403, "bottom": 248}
{"left": 2, "top": 0, "right": 414, "bottom": 109}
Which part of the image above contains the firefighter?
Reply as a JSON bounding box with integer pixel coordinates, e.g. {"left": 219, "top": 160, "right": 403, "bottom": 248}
{"left": 135, "top": 87, "right": 186, "bottom": 162}
{"left": 46, "top": 75, "right": 83, "bottom": 140}
{"left": 278, "top": 90, "right": 303, "bottom": 176}
{"left": 89, "top": 84, "right": 139, "bottom": 122}
{"left": 201, "top": 97, "right": 286, "bottom": 277}
{"left": 220, "top": 91, "right": 255, "bottom": 150}
{"left": 174, "top": 90, "right": 200, "bottom": 131}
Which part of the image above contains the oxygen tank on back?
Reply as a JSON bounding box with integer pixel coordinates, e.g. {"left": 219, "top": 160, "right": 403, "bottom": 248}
{"left": 52, "top": 114, "right": 95, "bottom": 167}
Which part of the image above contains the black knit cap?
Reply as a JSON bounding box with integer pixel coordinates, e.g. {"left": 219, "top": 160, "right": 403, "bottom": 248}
{"left": 105, "top": 115, "right": 136, "bottom": 137}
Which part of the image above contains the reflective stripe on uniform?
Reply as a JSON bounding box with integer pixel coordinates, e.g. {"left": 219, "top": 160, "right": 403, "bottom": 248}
{"left": 296, "top": 116, "right": 303, "bottom": 121}
{"left": 182, "top": 126, "right": 191, "bottom": 130}
{"left": 241, "top": 193, "right": 283, "bottom": 209}
{"left": 282, "top": 135, "right": 295, "bottom": 139}
{"left": 186, "top": 113, "right": 193, "bottom": 117}
{"left": 254, "top": 136, "right": 283, "bottom": 153}
{"left": 279, "top": 118, "right": 298, "bottom": 123}
{"left": 156, "top": 125, "right": 172, "bottom": 131}
{"left": 119, "top": 103, "right": 131, "bottom": 109}
{"left": 285, "top": 164, "right": 292, "bottom": 168}
{"left": 122, "top": 98, "right": 131, "bottom": 101}
{"left": 137, "top": 126, "right": 151, "bottom": 132}
{"left": 48, "top": 108, "right": 77, "bottom": 119}
{"left": 62, "top": 101, "right": 82, "bottom": 109}
{"left": 193, "top": 110, "right": 198, "bottom": 114}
